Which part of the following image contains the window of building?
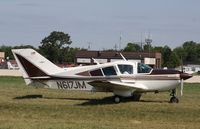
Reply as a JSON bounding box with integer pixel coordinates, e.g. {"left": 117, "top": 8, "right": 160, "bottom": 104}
{"left": 137, "top": 63, "right": 152, "bottom": 73}
{"left": 118, "top": 64, "right": 133, "bottom": 74}
{"left": 102, "top": 66, "right": 117, "bottom": 76}
{"left": 90, "top": 69, "right": 103, "bottom": 76}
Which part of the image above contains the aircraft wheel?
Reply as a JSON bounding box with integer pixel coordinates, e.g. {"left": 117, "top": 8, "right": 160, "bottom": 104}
{"left": 114, "top": 96, "right": 121, "bottom": 103}
{"left": 170, "top": 97, "right": 179, "bottom": 103}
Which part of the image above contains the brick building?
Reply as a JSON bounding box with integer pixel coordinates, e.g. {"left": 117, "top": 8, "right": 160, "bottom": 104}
{"left": 75, "top": 51, "right": 161, "bottom": 68}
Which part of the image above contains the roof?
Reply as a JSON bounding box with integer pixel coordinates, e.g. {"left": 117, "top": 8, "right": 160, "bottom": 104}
{"left": 76, "top": 51, "right": 161, "bottom": 59}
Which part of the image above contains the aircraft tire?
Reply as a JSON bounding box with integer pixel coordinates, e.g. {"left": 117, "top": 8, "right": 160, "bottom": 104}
{"left": 170, "top": 97, "right": 179, "bottom": 103}
{"left": 114, "top": 96, "right": 121, "bottom": 103}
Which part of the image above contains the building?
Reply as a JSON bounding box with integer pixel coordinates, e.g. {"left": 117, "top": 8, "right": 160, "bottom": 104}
{"left": 75, "top": 51, "right": 161, "bottom": 68}
{"left": 0, "top": 52, "right": 5, "bottom": 63}
{"left": 0, "top": 52, "right": 6, "bottom": 69}
{"left": 0, "top": 52, "right": 5, "bottom": 62}
{"left": 182, "top": 65, "right": 200, "bottom": 74}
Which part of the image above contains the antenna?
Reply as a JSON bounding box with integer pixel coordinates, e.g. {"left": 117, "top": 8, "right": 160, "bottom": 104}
{"left": 88, "top": 42, "right": 92, "bottom": 50}
{"left": 92, "top": 58, "right": 100, "bottom": 65}
{"left": 114, "top": 44, "right": 118, "bottom": 51}
{"left": 119, "top": 32, "right": 122, "bottom": 51}
{"left": 119, "top": 53, "right": 127, "bottom": 61}
{"left": 140, "top": 33, "right": 143, "bottom": 51}
{"left": 145, "top": 32, "right": 152, "bottom": 57}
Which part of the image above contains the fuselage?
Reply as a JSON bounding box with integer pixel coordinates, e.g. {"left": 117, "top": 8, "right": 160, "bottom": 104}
{"left": 37, "top": 61, "right": 189, "bottom": 95}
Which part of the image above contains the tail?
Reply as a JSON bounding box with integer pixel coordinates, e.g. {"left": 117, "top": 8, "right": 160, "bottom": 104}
{"left": 12, "top": 49, "right": 63, "bottom": 85}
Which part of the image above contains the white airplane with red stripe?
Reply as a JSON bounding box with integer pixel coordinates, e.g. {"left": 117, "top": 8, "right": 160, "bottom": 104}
{"left": 12, "top": 49, "right": 192, "bottom": 103}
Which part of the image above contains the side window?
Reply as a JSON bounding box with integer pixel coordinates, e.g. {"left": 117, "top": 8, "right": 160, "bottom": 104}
{"left": 102, "top": 66, "right": 117, "bottom": 76}
{"left": 138, "top": 63, "right": 152, "bottom": 73}
{"left": 118, "top": 65, "right": 133, "bottom": 74}
{"left": 90, "top": 69, "right": 103, "bottom": 76}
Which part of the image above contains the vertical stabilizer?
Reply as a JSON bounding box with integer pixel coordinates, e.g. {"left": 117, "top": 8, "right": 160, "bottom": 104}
{"left": 12, "top": 49, "right": 64, "bottom": 85}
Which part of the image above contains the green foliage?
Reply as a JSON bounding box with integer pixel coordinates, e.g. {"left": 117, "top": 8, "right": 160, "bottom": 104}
{"left": 182, "top": 41, "right": 199, "bottom": 63}
{"left": 39, "top": 31, "right": 72, "bottom": 63}
{"left": 153, "top": 46, "right": 163, "bottom": 53}
{"left": 162, "top": 46, "right": 172, "bottom": 67}
{"left": 143, "top": 44, "right": 154, "bottom": 52}
{"left": 154, "top": 45, "right": 180, "bottom": 68}
{"left": 174, "top": 41, "right": 200, "bottom": 64}
{"left": 166, "top": 52, "right": 180, "bottom": 68}
{"left": 173, "top": 47, "right": 186, "bottom": 62}
{"left": 0, "top": 45, "right": 37, "bottom": 60}
{"left": 123, "top": 41, "right": 200, "bottom": 68}
{"left": 123, "top": 43, "right": 141, "bottom": 52}
{"left": 1, "top": 34, "right": 200, "bottom": 68}
{"left": 0, "top": 45, "right": 13, "bottom": 59}
{"left": 62, "top": 47, "right": 81, "bottom": 64}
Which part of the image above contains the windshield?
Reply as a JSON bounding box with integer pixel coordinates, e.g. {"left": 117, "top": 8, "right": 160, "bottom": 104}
{"left": 137, "top": 63, "right": 152, "bottom": 73}
{"left": 118, "top": 64, "right": 133, "bottom": 74}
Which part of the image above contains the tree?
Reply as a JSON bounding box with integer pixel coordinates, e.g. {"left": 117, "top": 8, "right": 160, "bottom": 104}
{"left": 167, "top": 52, "right": 180, "bottom": 68}
{"left": 123, "top": 43, "right": 141, "bottom": 52}
{"left": 161, "top": 45, "right": 180, "bottom": 68}
{"left": 65, "top": 47, "right": 81, "bottom": 63}
{"left": 0, "top": 45, "right": 13, "bottom": 59}
{"left": 0, "top": 45, "right": 36, "bottom": 60}
{"left": 196, "top": 43, "right": 200, "bottom": 63}
{"left": 182, "top": 41, "right": 198, "bottom": 63}
{"left": 173, "top": 46, "right": 187, "bottom": 64}
{"left": 39, "top": 31, "right": 72, "bottom": 63}
{"left": 162, "top": 46, "right": 172, "bottom": 67}
{"left": 153, "top": 46, "right": 163, "bottom": 53}
{"left": 143, "top": 44, "right": 154, "bottom": 52}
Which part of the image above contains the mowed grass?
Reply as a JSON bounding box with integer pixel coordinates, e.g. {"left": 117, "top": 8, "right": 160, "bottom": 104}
{"left": 0, "top": 77, "right": 200, "bottom": 129}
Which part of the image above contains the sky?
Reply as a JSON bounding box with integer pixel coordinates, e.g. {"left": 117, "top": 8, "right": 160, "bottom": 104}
{"left": 0, "top": 0, "right": 200, "bottom": 50}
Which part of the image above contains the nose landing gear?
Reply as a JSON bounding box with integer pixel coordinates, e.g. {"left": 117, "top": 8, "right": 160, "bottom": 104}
{"left": 170, "top": 89, "right": 179, "bottom": 103}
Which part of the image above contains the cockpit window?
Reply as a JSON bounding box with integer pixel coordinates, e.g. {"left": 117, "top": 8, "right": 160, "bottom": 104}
{"left": 102, "top": 66, "right": 117, "bottom": 76}
{"left": 137, "top": 63, "right": 152, "bottom": 73}
{"left": 118, "top": 65, "right": 133, "bottom": 74}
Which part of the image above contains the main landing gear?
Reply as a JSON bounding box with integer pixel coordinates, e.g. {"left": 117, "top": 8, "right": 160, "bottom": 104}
{"left": 170, "top": 89, "right": 179, "bottom": 103}
{"left": 114, "top": 96, "right": 121, "bottom": 103}
{"left": 113, "top": 94, "right": 141, "bottom": 103}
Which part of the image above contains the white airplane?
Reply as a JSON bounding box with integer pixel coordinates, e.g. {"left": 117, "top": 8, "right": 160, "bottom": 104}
{"left": 12, "top": 49, "right": 192, "bottom": 103}
{"left": 7, "top": 61, "right": 19, "bottom": 70}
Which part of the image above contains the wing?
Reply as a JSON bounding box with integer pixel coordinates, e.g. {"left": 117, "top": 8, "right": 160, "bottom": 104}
{"left": 88, "top": 80, "right": 148, "bottom": 92}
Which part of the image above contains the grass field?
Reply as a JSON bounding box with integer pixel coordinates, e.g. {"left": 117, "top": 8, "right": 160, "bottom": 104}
{"left": 0, "top": 77, "right": 200, "bottom": 129}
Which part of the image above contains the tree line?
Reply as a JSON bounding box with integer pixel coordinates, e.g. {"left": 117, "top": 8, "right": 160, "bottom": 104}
{"left": 123, "top": 41, "right": 200, "bottom": 68}
{"left": 0, "top": 31, "right": 82, "bottom": 65}
{"left": 0, "top": 31, "right": 200, "bottom": 68}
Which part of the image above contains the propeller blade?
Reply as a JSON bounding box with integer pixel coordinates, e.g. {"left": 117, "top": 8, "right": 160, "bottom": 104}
{"left": 181, "top": 56, "right": 183, "bottom": 73}
{"left": 181, "top": 79, "right": 183, "bottom": 96}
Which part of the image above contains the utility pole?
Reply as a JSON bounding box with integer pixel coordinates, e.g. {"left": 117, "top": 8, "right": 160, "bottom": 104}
{"left": 145, "top": 32, "right": 152, "bottom": 58}
{"left": 119, "top": 32, "right": 122, "bottom": 51}
{"left": 114, "top": 44, "right": 118, "bottom": 51}
{"left": 88, "top": 42, "right": 92, "bottom": 50}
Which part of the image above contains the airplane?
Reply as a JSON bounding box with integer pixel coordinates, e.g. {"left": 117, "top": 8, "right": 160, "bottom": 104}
{"left": 12, "top": 48, "right": 192, "bottom": 103}
{"left": 7, "top": 61, "right": 19, "bottom": 70}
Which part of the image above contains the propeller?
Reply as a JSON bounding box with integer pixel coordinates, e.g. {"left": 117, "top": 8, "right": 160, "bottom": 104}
{"left": 180, "top": 56, "right": 184, "bottom": 96}
{"left": 179, "top": 56, "right": 192, "bottom": 96}
{"left": 180, "top": 78, "right": 183, "bottom": 96}
{"left": 179, "top": 71, "right": 193, "bottom": 96}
